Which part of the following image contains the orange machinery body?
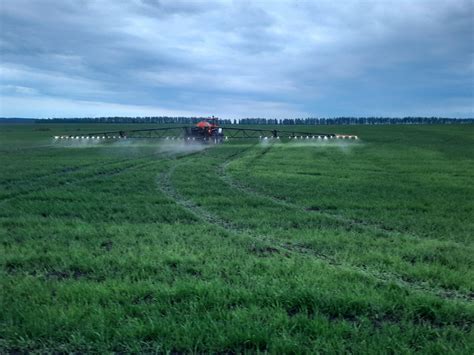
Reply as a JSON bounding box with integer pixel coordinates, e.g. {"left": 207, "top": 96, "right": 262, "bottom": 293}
{"left": 191, "top": 117, "right": 223, "bottom": 142}
{"left": 196, "top": 121, "right": 215, "bottom": 129}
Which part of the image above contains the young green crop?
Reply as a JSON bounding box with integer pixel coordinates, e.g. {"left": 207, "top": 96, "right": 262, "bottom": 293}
{"left": 1, "top": 123, "right": 473, "bottom": 353}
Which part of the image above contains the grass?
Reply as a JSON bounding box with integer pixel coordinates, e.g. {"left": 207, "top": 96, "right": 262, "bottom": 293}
{"left": 0, "top": 123, "right": 473, "bottom": 353}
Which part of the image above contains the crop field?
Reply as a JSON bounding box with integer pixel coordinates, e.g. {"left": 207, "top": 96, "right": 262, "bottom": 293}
{"left": 1, "top": 123, "right": 473, "bottom": 353}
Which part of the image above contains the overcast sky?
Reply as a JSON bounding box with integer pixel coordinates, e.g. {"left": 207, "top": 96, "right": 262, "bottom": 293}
{"left": 0, "top": 0, "right": 472, "bottom": 118}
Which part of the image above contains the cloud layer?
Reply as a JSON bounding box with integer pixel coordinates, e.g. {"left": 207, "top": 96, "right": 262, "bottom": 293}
{"left": 0, "top": 0, "right": 472, "bottom": 118}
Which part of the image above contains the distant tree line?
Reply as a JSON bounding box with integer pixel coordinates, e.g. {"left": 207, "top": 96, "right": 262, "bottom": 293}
{"left": 240, "top": 117, "right": 474, "bottom": 125}
{"left": 35, "top": 116, "right": 473, "bottom": 125}
{"left": 35, "top": 116, "right": 233, "bottom": 125}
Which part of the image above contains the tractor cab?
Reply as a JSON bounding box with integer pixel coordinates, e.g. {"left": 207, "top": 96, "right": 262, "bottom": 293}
{"left": 191, "top": 116, "right": 223, "bottom": 143}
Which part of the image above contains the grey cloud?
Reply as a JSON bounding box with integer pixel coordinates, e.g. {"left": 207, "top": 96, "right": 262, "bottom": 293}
{"left": 139, "top": 0, "right": 219, "bottom": 15}
{"left": 0, "top": 0, "right": 472, "bottom": 118}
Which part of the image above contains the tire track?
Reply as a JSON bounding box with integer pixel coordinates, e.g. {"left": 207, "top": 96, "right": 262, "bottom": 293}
{"left": 219, "top": 157, "right": 409, "bottom": 237}
{"left": 0, "top": 143, "right": 54, "bottom": 153}
{"left": 0, "top": 153, "right": 165, "bottom": 207}
{"left": 157, "top": 147, "right": 472, "bottom": 302}
{"left": 1, "top": 158, "right": 136, "bottom": 199}
{"left": 1, "top": 142, "right": 208, "bottom": 206}
{"left": 218, "top": 144, "right": 464, "bottom": 246}
{"left": 1, "top": 150, "right": 164, "bottom": 194}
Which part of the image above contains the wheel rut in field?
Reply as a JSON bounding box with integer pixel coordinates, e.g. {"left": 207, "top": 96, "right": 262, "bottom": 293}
{"left": 1, "top": 145, "right": 209, "bottom": 206}
{"left": 218, "top": 143, "right": 371, "bottom": 227}
{"left": 0, "top": 143, "right": 54, "bottom": 153}
{"left": 217, "top": 144, "right": 466, "bottom": 247}
{"left": 156, "top": 147, "right": 472, "bottom": 302}
{"left": 2, "top": 156, "right": 139, "bottom": 191}
{"left": 0, "top": 153, "right": 165, "bottom": 207}
{"left": 1, "top": 151, "right": 165, "bottom": 197}
{"left": 156, "top": 145, "right": 255, "bottom": 231}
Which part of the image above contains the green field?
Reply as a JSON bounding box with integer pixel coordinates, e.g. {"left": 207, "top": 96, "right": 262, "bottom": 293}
{"left": 1, "top": 123, "right": 473, "bottom": 353}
